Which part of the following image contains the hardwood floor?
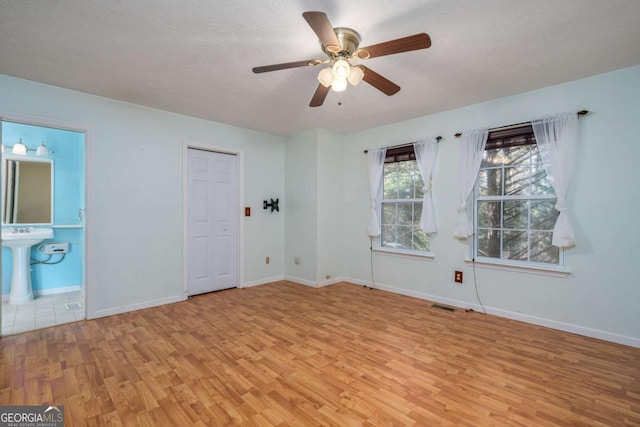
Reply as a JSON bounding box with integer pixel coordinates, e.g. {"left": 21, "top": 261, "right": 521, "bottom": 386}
{"left": 1, "top": 281, "right": 639, "bottom": 426}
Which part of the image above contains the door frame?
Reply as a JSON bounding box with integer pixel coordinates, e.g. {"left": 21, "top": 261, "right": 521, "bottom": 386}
{"left": 0, "top": 110, "right": 93, "bottom": 320}
{"left": 182, "top": 140, "right": 244, "bottom": 298}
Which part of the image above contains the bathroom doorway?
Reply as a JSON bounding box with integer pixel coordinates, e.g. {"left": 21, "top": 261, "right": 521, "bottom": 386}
{"left": 1, "top": 118, "right": 86, "bottom": 335}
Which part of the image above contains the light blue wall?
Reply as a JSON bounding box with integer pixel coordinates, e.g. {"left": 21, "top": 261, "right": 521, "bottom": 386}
{"left": 1, "top": 65, "right": 638, "bottom": 346}
{"left": 338, "top": 65, "right": 640, "bottom": 346}
{"left": 0, "top": 73, "right": 286, "bottom": 318}
{"left": 2, "top": 122, "right": 85, "bottom": 294}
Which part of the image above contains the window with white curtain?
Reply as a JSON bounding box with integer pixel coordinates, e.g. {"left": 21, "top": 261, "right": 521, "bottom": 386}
{"left": 379, "top": 145, "right": 430, "bottom": 253}
{"left": 474, "top": 125, "right": 561, "bottom": 266}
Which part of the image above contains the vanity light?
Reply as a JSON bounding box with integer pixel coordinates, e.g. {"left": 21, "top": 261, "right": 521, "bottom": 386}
{"left": 12, "top": 139, "right": 27, "bottom": 155}
{"left": 36, "top": 142, "right": 50, "bottom": 157}
{"left": 4, "top": 139, "right": 53, "bottom": 156}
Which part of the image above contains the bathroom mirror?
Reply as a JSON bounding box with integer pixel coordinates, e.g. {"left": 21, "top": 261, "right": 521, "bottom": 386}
{"left": 2, "top": 155, "right": 53, "bottom": 224}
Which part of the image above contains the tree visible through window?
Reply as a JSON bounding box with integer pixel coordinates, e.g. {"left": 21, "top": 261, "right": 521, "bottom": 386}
{"left": 475, "top": 126, "right": 560, "bottom": 265}
{"left": 380, "top": 146, "right": 430, "bottom": 252}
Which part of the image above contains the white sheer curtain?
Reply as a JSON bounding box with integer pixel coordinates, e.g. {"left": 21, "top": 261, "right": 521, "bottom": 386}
{"left": 367, "top": 148, "right": 387, "bottom": 237}
{"left": 413, "top": 138, "right": 439, "bottom": 234}
{"left": 453, "top": 129, "right": 488, "bottom": 239}
{"left": 532, "top": 112, "right": 579, "bottom": 248}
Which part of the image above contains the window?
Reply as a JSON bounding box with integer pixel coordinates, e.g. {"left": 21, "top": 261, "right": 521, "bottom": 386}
{"left": 474, "top": 125, "right": 561, "bottom": 265}
{"left": 380, "top": 146, "right": 430, "bottom": 253}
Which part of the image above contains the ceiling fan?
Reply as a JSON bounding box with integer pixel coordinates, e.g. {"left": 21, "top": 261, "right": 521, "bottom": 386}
{"left": 252, "top": 11, "right": 431, "bottom": 107}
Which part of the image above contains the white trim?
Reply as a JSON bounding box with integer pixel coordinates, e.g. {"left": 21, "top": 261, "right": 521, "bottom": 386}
{"left": 284, "top": 275, "right": 319, "bottom": 288}
{"left": 93, "top": 294, "right": 184, "bottom": 319}
{"left": 0, "top": 111, "right": 93, "bottom": 322}
{"left": 283, "top": 275, "right": 343, "bottom": 288}
{"left": 182, "top": 140, "right": 244, "bottom": 298}
{"left": 465, "top": 258, "right": 570, "bottom": 277}
{"left": 242, "top": 275, "right": 286, "bottom": 288}
{"left": 2, "top": 285, "right": 83, "bottom": 302}
{"left": 34, "top": 285, "right": 82, "bottom": 297}
{"left": 373, "top": 247, "right": 435, "bottom": 260}
{"left": 342, "top": 277, "right": 640, "bottom": 349}
{"left": 317, "top": 276, "right": 343, "bottom": 288}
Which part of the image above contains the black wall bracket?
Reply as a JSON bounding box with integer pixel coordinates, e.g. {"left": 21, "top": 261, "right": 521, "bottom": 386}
{"left": 263, "top": 198, "right": 279, "bottom": 213}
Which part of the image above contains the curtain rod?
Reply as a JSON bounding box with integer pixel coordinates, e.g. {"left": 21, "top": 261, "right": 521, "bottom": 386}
{"left": 364, "top": 136, "right": 442, "bottom": 154}
{"left": 453, "top": 110, "right": 589, "bottom": 138}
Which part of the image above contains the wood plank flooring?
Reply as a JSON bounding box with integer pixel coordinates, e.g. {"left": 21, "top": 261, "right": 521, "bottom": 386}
{"left": 1, "top": 281, "right": 639, "bottom": 426}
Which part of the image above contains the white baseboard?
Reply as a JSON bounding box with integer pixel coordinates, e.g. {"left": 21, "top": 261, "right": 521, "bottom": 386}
{"left": 343, "top": 277, "right": 640, "bottom": 349}
{"left": 283, "top": 275, "right": 343, "bottom": 288}
{"left": 317, "top": 276, "right": 343, "bottom": 288}
{"left": 92, "top": 294, "right": 185, "bottom": 319}
{"left": 2, "top": 285, "right": 84, "bottom": 302}
{"left": 284, "top": 275, "right": 318, "bottom": 288}
{"left": 242, "top": 275, "right": 285, "bottom": 288}
{"left": 35, "top": 285, "right": 83, "bottom": 297}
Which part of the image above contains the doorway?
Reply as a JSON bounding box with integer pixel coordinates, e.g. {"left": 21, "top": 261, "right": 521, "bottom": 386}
{"left": 186, "top": 147, "right": 239, "bottom": 296}
{"left": 1, "top": 118, "right": 87, "bottom": 335}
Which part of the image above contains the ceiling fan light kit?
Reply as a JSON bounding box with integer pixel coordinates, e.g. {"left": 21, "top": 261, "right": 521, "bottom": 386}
{"left": 252, "top": 11, "right": 431, "bottom": 107}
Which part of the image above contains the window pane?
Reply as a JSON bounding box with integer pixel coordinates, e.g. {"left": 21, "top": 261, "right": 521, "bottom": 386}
{"left": 396, "top": 225, "right": 412, "bottom": 249}
{"left": 504, "top": 166, "right": 529, "bottom": 196}
{"left": 413, "top": 203, "right": 423, "bottom": 226}
{"left": 502, "top": 230, "right": 528, "bottom": 261}
{"left": 478, "top": 229, "right": 501, "bottom": 258}
{"left": 530, "top": 231, "right": 560, "bottom": 264}
{"left": 382, "top": 224, "right": 397, "bottom": 247}
{"left": 503, "top": 200, "right": 528, "bottom": 229}
{"left": 503, "top": 145, "right": 531, "bottom": 166}
{"left": 478, "top": 201, "right": 501, "bottom": 228}
{"left": 397, "top": 203, "right": 413, "bottom": 226}
{"left": 413, "top": 172, "right": 425, "bottom": 199}
{"left": 383, "top": 175, "right": 398, "bottom": 199}
{"left": 398, "top": 174, "right": 414, "bottom": 199}
{"left": 475, "top": 129, "right": 559, "bottom": 266}
{"left": 381, "top": 158, "right": 429, "bottom": 253}
{"left": 481, "top": 148, "right": 505, "bottom": 167}
{"left": 530, "top": 200, "right": 558, "bottom": 230}
{"left": 478, "top": 168, "right": 502, "bottom": 196}
{"left": 531, "top": 160, "right": 553, "bottom": 195}
{"left": 413, "top": 226, "right": 429, "bottom": 251}
{"left": 381, "top": 203, "right": 397, "bottom": 225}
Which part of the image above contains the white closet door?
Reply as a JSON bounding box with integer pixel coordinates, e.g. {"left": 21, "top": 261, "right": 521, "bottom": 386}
{"left": 187, "top": 149, "right": 237, "bottom": 295}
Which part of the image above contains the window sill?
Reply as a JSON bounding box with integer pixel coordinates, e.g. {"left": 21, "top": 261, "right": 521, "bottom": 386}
{"left": 464, "top": 258, "right": 570, "bottom": 277}
{"left": 373, "top": 247, "right": 435, "bottom": 260}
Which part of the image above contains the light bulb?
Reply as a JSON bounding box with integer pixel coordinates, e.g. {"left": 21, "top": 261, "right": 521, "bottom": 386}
{"left": 317, "top": 67, "right": 334, "bottom": 87}
{"left": 36, "top": 142, "right": 49, "bottom": 157}
{"left": 12, "top": 139, "right": 27, "bottom": 155}
{"left": 332, "top": 59, "right": 350, "bottom": 80}
{"left": 331, "top": 78, "right": 348, "bottom": 92}
{"left": 348, "top": 66, "right": 364, "bottom": 86}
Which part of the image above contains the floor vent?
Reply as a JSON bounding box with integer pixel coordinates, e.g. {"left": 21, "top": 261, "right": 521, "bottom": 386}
{"left": 65, "top": 302, "right": 82, "bottom": 311}
{"left": 431, "top": 304, "right": 455, "bottom": 312}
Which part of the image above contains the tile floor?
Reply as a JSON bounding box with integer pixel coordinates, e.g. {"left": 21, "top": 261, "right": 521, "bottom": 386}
{"left": 1, "top": 290, "right": 84, "bottom": 335}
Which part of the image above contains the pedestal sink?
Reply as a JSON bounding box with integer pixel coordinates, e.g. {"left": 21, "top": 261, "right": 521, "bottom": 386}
{"left": 1, "top": 228, "right": 54, "bottom": 304}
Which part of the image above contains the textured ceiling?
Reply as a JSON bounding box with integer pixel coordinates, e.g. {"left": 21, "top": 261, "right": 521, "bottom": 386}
{"left": 1, "top": 0, "right": 639, "bottom": 136}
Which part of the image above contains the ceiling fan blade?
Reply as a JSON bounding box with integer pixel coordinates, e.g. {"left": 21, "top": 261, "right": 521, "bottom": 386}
{"left": 310, "top": 84, "right": 330, "bottom": 107}
{"left": 253, "top": 59, "right": 321, "bottom": 73}
{"left": 303, "top": 11, "right": 341, "bottom": 52}
{"left": 356, "top": 33, "right": 431, "bottom": 59}
{"left": 360, "top": 66, "right": 401, "bottom": 96}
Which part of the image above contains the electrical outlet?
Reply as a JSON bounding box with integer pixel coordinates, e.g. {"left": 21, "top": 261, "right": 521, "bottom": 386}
{"left": 265, "top": 256, "right": 270, "bottom": 264}
{"left": 294, "top": 256, "right": 301, "bottom": 265}
{"left": 454, "top": 271, "right": 463, "bottom": 284}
